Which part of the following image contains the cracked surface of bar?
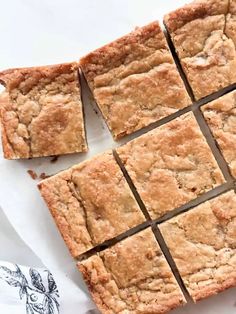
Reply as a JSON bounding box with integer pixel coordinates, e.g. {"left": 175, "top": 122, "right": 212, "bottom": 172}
{"left": 0, "top": 63, "right": 87, "bottom": 159}
{"left": 164, "top": 0, "right": 236, "bottom": 100}
{"left": 80, "top": 21, "right": 191, "bottom": 139}
{"left": 159, "top": 190, "right": 236, "bottom": 302}
{"left": 116, "top": 112, "right": 225, "bottom": 220}
{"left": 201, "top": 90, "right": 236, "bottom": 178}
{"left": 78, "top": 228, "right": 186, "bottom": 314}
{"left": 38, "top": 151, "right": 145, "bottom": 257}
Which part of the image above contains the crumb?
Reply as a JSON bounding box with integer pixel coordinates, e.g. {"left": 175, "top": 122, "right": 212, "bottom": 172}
{"left": 39, "top": 172, "right": 51, "bottom": 180}
{"left": 93, "top": 108, "right": 98, "bottom": 115}
{"left": 27, "top": 169, "right": 50, "bottom": 180}
{"left": 50, "top": 156, "right": 58, "bottom": 163}
{"left": 27, "top": 170, "right": 38, "bottom": 180}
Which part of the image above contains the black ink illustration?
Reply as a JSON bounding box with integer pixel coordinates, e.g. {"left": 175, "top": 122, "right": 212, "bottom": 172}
{"left": 0, "top": 264, "right": 59, "bottom": 313}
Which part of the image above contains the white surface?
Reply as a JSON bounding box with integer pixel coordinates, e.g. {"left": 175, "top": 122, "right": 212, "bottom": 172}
{"left": 0, "top": 206, "right": 42, "bottom": 267}
{"left": 0, "top": 1, "right": 235, "bottom": 313}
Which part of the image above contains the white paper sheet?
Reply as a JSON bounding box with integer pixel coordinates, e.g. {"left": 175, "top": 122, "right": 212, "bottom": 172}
{"left": 0, "top": 206, "right": 42, "bottom": 267}
{"left": 0, "top": 1, "right": 236, "bottom": 313}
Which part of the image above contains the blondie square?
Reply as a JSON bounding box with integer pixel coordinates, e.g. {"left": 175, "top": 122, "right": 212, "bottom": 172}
{"left": 201, "top": 90, "right": 236, "bottom": 178}
{"left": 80, "top": 21, "right": 191, "bottom": 139}
{"left": 38, "top": 151, "right": 145, "bottom": 257}
{"left": 0, "top": 63, "right": 87, "bottom": 159}
{"left": 116, "top": 112, "right": 225, "bottom": 220}
{"left": 164, "top": 0, "right": 236, "bottom": 100}
{"left": 78, "top": 228, "right": 186, "bottom": 314}
{"left": 160, "top": 190, "right": 236, "bottom": 302}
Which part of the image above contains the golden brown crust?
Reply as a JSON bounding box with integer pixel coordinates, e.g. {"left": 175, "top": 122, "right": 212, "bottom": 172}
{"left": 0, "top": 92, "right": 17, "bottom": 159}
{"left": 80, "top": 22, "right": 165, "bottom": 81}
{"left": 164, "top": 0, "right": 236, "bottom": 100}
{"left": 0, "top": 63, "right": 76, "bottom": 90}
{"left": 0, "top": 62, "right": 87, "bottom": 159}
{"left": 80, "top": 21, "right": 190, "bottom": 139}
{"left": 160, "top": 190, "right": 236, "bottom": 302}
{"left": 192, "top": 277, "right": 236, "bottom": 301}
{"left": 78, "top": 262, "right": 108, "bottom": 313}
{"left": 78, "top": 228, "right": 186, "bottom": 314}
{"left": 164, "top": 0, "right": 228, "bottom": 33}
{"left": 116, "top": 112, "right": 225, "bottom": 220}
{"left": 38, "top": 151, "right": 145, "bottom": 257}
{"left": 201, "top": 88, "right": 236, "bottom": 178}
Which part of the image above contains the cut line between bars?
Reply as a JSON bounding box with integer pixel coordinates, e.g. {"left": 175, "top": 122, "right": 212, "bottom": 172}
{"left": 193, "top": 107, "right": 234, "bottom": 183}
{"left": 75, "top": 220, "right": 150, "bottom": 261}
{"left": 152, "top": 224, "right": 193, "bottom": 304}
{"left": 113, "top": 149, "right": 151, "bottom": 221}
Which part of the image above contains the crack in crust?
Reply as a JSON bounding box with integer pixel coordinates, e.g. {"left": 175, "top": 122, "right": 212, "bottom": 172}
{"left": 116, "top": 112, "right": 225, "bottom": 220}
{"left": 0, "top": 63, "right": 87, "bottom": 159}
{"left": 38, "top": 151, "right": 145, "bottom": 257}
{"left": 164, "top": 0, "right": 236, "bottom": 100}
{"left": 78, "top": 228, "right": 186, "bottom": 314}
{"left": 160, "top": 190, "right": 236, "bottom": 302}
{"left": 80, "top": 21, "right": 191, "bottom": 139}
{"left": 201, "top": 89, "right": 236, "bottom": 178}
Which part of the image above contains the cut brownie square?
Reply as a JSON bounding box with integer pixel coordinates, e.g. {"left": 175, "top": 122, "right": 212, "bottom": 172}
{"left": 201, "top": 90, "right": 236, "bottom": 178}
{"left": 80, "top": 21, "right": 191, "bottom": 139}
{"left": 164, "top": 0, "right": 236, "bottom": 100}
{"left": 0, "top": 63, "right": 87, "bottom": 159}
{"left": 160, "top": 190, "right": 236, "bottom": 302}
{"left": 78, "top": 228, "right": 186, "bottom": 314}
{"left": 38, "top": 151, "right": 145, "bottom": 257}
{"left": 116, "top": 112, "right": 225, "bottom": 220}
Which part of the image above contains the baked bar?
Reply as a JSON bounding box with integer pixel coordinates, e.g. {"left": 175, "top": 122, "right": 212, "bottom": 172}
{"left": 78, "top": 228, "right": 186, "bottom": 314}
{"left": 160, "top": 190, "right": 236, "bottom": 302}
{"left": 0, "top": 63, "right": 87, "bottom": 159}
{"left": 201, "top": 90, "right": 236, "bottom": 178}
{"left": 116, "top": 112, "right": 225, "bottom": 220}
{"left": 80, "top": 21, "right": 191, "bottom": 139}
{"left": 38, "top": 151, "right": 145, "bottom": 257}
{"left": 164, "top": 0, "right": 236, "bottom": 100}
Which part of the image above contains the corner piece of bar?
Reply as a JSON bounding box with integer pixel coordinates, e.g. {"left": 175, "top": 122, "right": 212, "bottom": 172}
{"left": 78, "top": 228, "right": 186, "bottom": 314}
{"left": 159, "top": 190, "right": 236, "bottom": 302}
{"left": 116, "top": 112, "right": 225, "bottom": 220}
{"left": 38, "top": 151, "right": 145, "bottom": 257}
{"left": 80, "top": 21, "right": 191, "bottom": 139}
{"left": 201, "top": 90, "right": 236, "bottom": 178}
{"left": 164, "top": 0, "right": 236, "bottom": 100}
{"left": 0, "top": 62, "right": 87, "bottom": 159}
